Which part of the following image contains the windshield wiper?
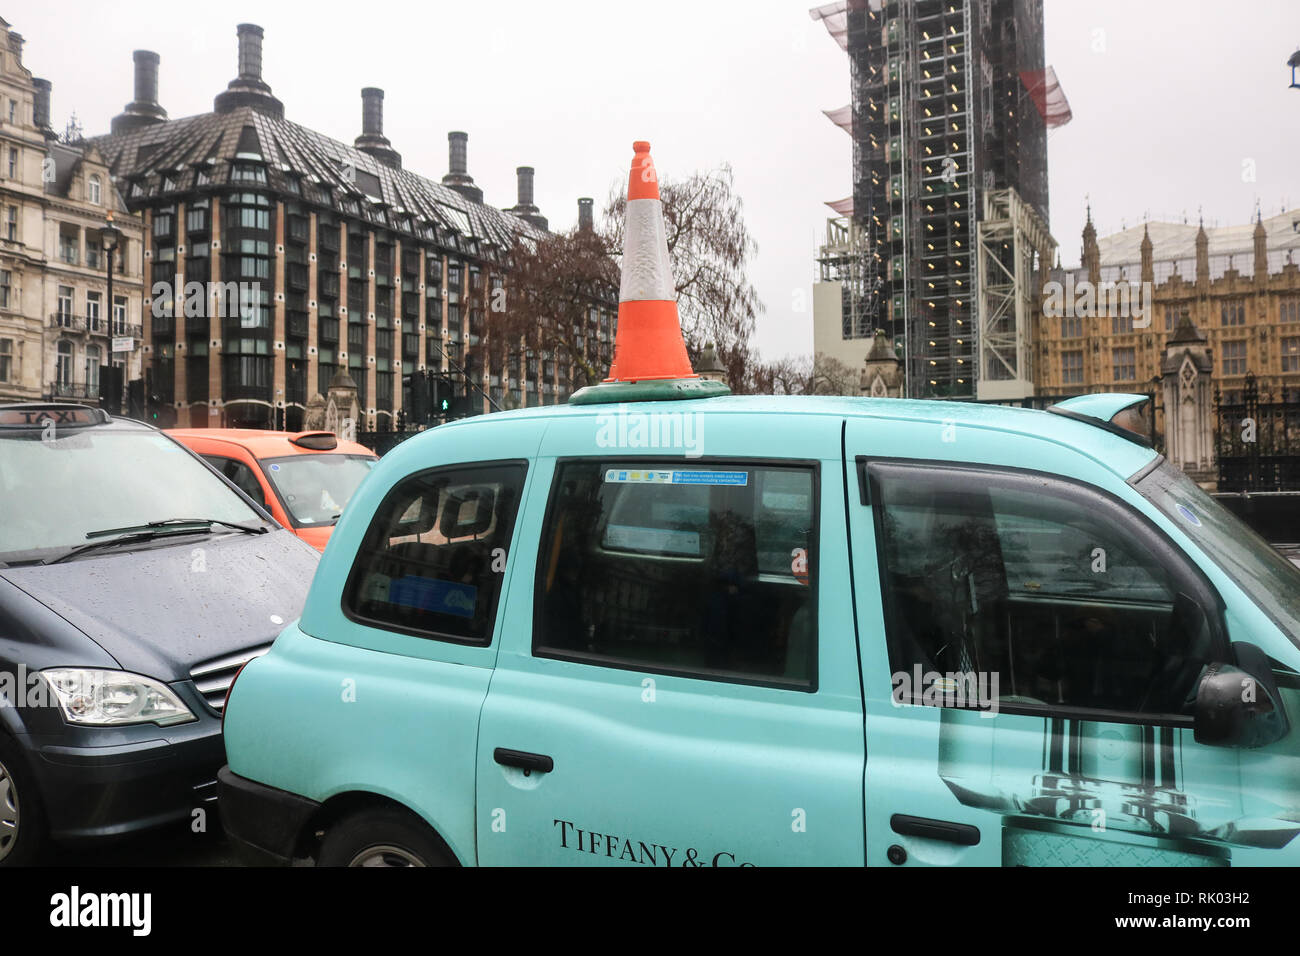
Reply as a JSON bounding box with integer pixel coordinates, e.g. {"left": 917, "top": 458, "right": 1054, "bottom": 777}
{"left": 43, "top": 527, "right": 215, "bottom": 565}
{"left": 85, "top": 518, "right": 267, "bottom": 540}
{"left": 42, "top": 519, "right": 268, "bottom": 565}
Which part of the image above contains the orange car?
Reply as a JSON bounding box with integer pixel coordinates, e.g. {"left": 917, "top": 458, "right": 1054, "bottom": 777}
{"left": 167, "top": 429, "right": 378, "bottom": 551}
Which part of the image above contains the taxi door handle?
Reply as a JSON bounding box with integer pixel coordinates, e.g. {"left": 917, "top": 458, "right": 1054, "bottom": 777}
{"left": 890, "top": 813, "right": 980, "bottom": 846}
{"left": 494, "top": 748, "right": 554, "bottom": 775}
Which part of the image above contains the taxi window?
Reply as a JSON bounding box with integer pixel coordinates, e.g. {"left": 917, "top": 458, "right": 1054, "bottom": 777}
{"left": 868, "top": 462, "right": 1222, "bottom": 718}
{"left": 343, "top": 462, "right": 526, "bottom": 645}
{"left": 534, "top": 460, "right": 818, "bottom": 690}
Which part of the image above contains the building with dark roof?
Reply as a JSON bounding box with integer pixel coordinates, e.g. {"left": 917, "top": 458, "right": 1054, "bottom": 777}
{"left": 91, "top": 22, "right": 610, "bottom": 430}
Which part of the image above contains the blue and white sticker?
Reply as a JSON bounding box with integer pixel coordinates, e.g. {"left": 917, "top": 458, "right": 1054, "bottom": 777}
{"left": 269, "top": 463, "right": 281, "bottom": 471}
{"left": 1176, "top": 502, "right": 1202, "bottom": 527}
{"left": 604, "top": 469, "right": 748, "bottom": 487}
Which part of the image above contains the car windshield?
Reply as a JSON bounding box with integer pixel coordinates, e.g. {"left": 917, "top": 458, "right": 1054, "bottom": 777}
{"left": 1136, "top": 461, "right": 1300, "bottom": 648}
{"left": 260, "top": 454, "right": 376, "bottom": 527}
{"left": 0, "top": 427, "right": 262, "bottom": 564}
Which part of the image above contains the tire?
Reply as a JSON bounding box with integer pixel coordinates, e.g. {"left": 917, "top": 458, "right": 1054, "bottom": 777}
{"left": 0, "top": 733, "right": 45, "bottom": 866}
{"left": 316, "top": 806, "right": 455, "bottom": 868}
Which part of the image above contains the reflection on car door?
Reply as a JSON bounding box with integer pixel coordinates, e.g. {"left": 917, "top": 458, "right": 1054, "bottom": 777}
{"left": 849, "top": 448, "right": 1300, "bottom": 866}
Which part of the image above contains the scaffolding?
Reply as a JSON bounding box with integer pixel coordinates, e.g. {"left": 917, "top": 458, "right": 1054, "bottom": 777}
{"left": 975, "top": 186, "right": 1055, "bottom": 400}
{"left": 815, "top": 215, "right": 881, "bottom": 341}
{"left": 813, "top": 0, "right": 1066, "bottom": 399}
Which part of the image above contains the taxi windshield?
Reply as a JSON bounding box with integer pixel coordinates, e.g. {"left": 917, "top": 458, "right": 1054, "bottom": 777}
{"left": 0, "top": 427, "right": 261, "bottom": 563}
{"left": 1136, "top": 460, "right": 1300, "bottom": 647}
{"left": 260, "top": 453, "right": 376, "bottom": 527}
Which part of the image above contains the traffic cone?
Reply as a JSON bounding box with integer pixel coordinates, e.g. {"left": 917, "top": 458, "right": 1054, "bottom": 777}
{"left": 570, "top": 141, "right": 729, "bottom": 405}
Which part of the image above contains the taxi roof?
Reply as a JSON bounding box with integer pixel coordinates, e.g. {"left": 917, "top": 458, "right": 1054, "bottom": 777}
{"left": 430, "top": 394, "right": 1160, "bottom": 481}
{"left": 165, "top": 428, "right": 376, "bottom": 460}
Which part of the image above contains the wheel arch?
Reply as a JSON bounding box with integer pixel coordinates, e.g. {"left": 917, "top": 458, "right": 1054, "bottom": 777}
{"left": 298, "top": 789, "right": 465, "bottom": 865}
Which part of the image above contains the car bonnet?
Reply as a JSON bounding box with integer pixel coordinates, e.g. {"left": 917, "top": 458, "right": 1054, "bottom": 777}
{"left": 0, "top": 529, "right": 318, "bottom": 680}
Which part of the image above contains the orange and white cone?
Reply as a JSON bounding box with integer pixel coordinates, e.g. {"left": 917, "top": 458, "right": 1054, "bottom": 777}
{"left": 604, "top": 141, "right": 698, "bottom": 383}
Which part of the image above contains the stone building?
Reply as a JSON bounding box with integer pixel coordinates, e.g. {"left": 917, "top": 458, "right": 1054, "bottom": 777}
{"left": 91, "top": 23, "right": 613, "bottom": 430}
{"left": 0, "top": 18, "right": 145, "bottom": 406}
{"left": 1034, "top": 207, "right": 1300, "bottom": 436}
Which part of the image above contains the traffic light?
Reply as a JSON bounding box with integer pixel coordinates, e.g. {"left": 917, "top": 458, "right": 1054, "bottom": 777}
{"left": 404, "top": 372, "right": 429, "bottom": 425}
{"left": 433, "top": 373, "right": 453, "bottom": 417}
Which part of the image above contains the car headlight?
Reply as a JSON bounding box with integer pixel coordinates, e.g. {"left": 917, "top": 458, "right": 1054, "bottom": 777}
{"left": 42, "top": 668, "right": 196, "bottom": 727}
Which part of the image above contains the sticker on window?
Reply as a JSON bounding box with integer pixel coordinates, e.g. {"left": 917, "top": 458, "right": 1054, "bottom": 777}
{"left": 1176, "top": 502, "right": 1202, "bottom": 527}
{"left": 603, "top": 469, "right": 748, "bottom": 487}
{"left": 603, "top": 524, "right": 701, "bottom": 556}
{"left": 387, "top": 576, "right": 478, "bottom": 618}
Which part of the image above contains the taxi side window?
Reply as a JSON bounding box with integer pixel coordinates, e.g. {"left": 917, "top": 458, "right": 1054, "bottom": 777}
{"left": 868, "top": 462, "right": 1221, "bottom": 718}
{"left": 534, "top": 461, "right": 818, "bottom": 690}
{"left": 204, "top": 455, "right": 266, "bottom": 511}
{"left": 343, "top": 463, "right": 526, "bottom": 645}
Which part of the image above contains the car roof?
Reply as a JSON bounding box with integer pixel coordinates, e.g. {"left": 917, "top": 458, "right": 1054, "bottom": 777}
{"left": 166, "top": 428, "right": 376, "bottom": 459}
{"left": 427, "top": 394, "right": 1158, "bottom": 480}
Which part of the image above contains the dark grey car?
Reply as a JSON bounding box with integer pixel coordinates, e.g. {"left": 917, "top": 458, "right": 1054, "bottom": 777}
{"left": 0, "top": 404, "right": 318, "bottom": 864}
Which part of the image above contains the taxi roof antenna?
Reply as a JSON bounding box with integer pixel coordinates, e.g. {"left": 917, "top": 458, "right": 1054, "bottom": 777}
{"left": 569, "top": 141, "right": 730, "bottom": 405}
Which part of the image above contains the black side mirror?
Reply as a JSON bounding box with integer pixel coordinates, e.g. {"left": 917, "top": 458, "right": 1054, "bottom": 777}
{"left": 1194, "top": 642, "right": 1290, "bottom": 748}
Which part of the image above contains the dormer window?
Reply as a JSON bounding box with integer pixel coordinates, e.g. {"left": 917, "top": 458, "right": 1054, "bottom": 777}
{"left": 88, "top": 174, "right": 101, "bottom": 205}
{"left": 232, "top": 163, "right": 267, "bottom": 184}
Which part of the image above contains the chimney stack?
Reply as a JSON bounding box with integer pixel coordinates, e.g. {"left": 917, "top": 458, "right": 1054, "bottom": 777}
{"left": 32, "top": 78, "right": 52, "bottom": 135}
{"left": 214, "top": 23, "right": 284, "bottom": 118}
{"left": 134, "top": 51, "right": 160, "bottom": 108}
{"left": 517, "top": 167, "right": 536, "bottom": 208}
{"left": 110, "top": 50, "right": 168, "bottom": 134}
{"left": 506, "top": 165, "right": 547, "bottom": 231}
{"left": 448, "top": 132, "right": 468, "bottom": 176}
{"left": 354, "top": 87, "right": 401, "bottom": 168}
{"left": 7, "top": 32, "right": 22, "bottom": 58}
{"left": 237, "top": 23, "right": 264, "bottom": 81}
{"left": 578, "top": 197, "right": 594, "bottom": 231}
{"left": 442, "top": 131, "right": 482, "bottom": 203}
{"left": 361, "top": 88, "right": 383, "bottom": 137}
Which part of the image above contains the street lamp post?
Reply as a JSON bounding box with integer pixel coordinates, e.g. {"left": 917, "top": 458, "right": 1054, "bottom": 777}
{"left": 99, "top": 216, "right": 123, "bottom": 415}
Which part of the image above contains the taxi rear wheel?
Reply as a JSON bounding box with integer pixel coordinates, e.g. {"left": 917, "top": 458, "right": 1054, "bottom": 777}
{"left": 316, "top": 806, "right": 455, "bottom": 867}
{"left": 0, "top": 734, "right": 45, "bottom": 867}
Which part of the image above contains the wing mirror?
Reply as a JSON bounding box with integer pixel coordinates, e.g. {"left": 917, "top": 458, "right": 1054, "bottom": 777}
{"left": 1194, "top": 642, "right": 1289, "bottom": 749}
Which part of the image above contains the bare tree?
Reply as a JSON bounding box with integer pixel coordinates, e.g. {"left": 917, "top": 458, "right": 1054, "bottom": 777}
{"left": 744, "top": 352, "right": 859, "bottom": 396}
{"left": 486, "top": 226, "right": 620, "bottom": 395}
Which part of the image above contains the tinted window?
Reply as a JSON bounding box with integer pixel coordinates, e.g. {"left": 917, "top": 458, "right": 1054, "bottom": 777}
{"left": 535, "top": 461, "right": 817, "bottom": 689}
{"left": 344, "top": 463, "right": 525, "bottom": 644}
{"left": 870, "top": 463, "right": 1217, "bottom": 717}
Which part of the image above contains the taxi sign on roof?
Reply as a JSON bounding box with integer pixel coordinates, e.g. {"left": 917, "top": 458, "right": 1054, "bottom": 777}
{"left": 0, "top": 405, "right": 106, "bottom": 427}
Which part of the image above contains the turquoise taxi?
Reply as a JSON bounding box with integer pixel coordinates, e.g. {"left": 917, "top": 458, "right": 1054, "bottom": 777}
{"left": 217, "top": 143, "right": 1300, "bottom": 867}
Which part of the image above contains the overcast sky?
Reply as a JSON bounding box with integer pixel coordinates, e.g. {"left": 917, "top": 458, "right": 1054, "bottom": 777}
{"left": 15, "top": 0, "right": 1300, "bottom": 359}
